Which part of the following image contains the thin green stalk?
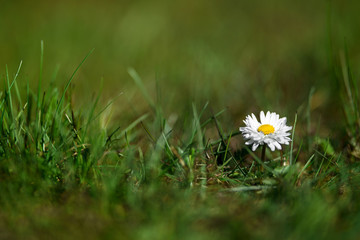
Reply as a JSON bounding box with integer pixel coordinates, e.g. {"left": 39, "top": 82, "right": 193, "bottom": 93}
{"left": 297, "top": 154, "right": 315, "bottom": 180}
{"left": 261, "top": 145, "right": 266, "bottom": 162}
{"left": 37, "top": 40, "right": 44, "bottom": 110}
{"left": 55, "top": 48, "right": 94, "bottom": 116}
{"left": 289, "top": 112, "right": 298, "bottom": 165}
{"left": 5, "top": 65, "right": 13, "bottom": 121}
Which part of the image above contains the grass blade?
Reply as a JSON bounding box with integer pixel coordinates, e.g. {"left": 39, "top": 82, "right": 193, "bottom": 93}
{"left": 37, "top": 40, "right": 44, "bottom": 110}
{"left": 128, "top": 67, "right": 155, "bottom": 109}
{"left": 289, "top": 112, "right": 298, "bottom": 165}
{"left": 56, "top": 48, "right": 95, "bottom": 115}
{"left": 297, "top": 154, "right": 315, "bottom": 180}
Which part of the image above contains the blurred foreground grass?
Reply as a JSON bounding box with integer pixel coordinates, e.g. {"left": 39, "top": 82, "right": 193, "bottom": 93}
{"left": 1, "top": 0, "right": 360, "bottom": 239}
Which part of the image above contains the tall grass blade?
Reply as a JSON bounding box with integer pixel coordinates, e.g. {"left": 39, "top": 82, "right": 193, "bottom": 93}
{"left": 289, "top": 112, "right": 298, "bottom": 165}
{"left": 128, "top": 67, "right": 155, "bottom": 109}
{"left": 297, "top": 154, "right": 315, "bottom": 180}
{"left": 56, "top": 48, "right": 95, "bottom": 115}
{"left": 37, "top": 40, "right": 44, "bottom": 110}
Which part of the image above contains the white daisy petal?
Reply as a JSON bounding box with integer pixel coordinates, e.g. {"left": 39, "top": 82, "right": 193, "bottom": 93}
{"left": 267, "top": 142, "right": 275, "bottom": 151}
{"left": 265, "top": 111, "right": 271, "bottom": 121}
{"left": 270, "top": 112, "right": 276, "bottom": 125}
{"left": 273, "top": 141, "right": 282, "bottom": 150}
{"left": 251, "top": 113, "right": 257, "bottom": 122}
{"left": 283, "top": 126, "right": 293, "bottom": 132}
{"left": 279, "top": 117, "right": 287, "bottom": 124}
{"left": 260, "top": 111, "right": 266, "bottom": 124}
{"left": 252, "top": 143, "right": 259, "bottom": 151}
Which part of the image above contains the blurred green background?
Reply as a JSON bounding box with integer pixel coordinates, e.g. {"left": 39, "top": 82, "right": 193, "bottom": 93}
{"left": 2, "top": 1, "right": 360, "bottom": 239}
{"left": 0, "top": 0, "right": 359, "bottom": 135}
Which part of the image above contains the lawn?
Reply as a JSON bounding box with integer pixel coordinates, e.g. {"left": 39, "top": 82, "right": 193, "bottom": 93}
{"left": 1, "top": 0, "right": 360, "bottom": 239}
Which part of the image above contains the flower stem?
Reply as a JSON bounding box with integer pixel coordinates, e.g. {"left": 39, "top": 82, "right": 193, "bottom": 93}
{"left": 259, "top": 145, "right": 266, "bottom": 172}
{"left": 261, "top": 145, "right": 266, "bottom": 162}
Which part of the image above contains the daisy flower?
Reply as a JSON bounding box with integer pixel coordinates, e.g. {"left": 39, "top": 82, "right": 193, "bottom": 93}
{"left": 239, "top": 111, "right": 292, "bottom": 151}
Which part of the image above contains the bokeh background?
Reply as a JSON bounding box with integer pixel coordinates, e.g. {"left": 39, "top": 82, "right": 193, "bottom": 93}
{"left": 3, "top": 2, "right": 360, "bottom": 239}
{"left": 1, "top": 0, "right": 359, "bottom": 142}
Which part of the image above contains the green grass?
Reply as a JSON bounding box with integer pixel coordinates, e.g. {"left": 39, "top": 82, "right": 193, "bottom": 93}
{"left": 1, "top": 49, "right": 360, "bottom": 240}
{"left": 2, "top": 0, "right": 360, "bottom": 239}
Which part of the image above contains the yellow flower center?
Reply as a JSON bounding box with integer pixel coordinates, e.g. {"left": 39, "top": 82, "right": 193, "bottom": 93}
{"left": 257, "top": 124, "right": 275, "bottom": 135}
